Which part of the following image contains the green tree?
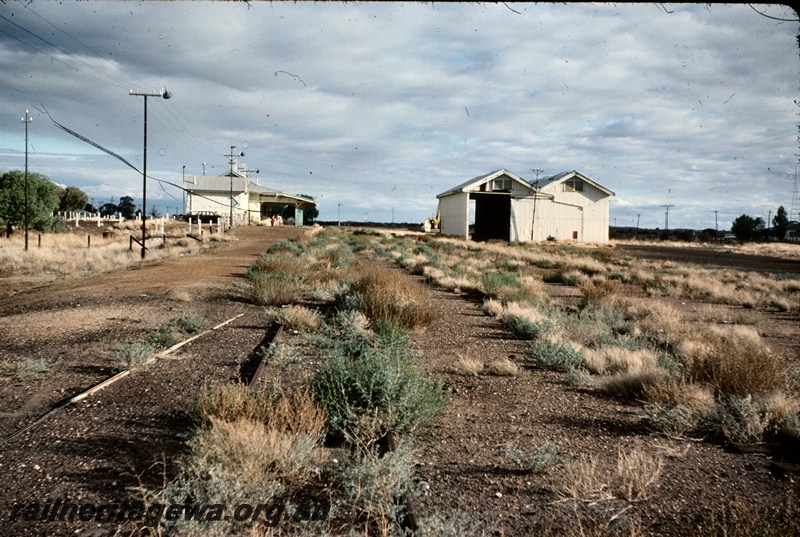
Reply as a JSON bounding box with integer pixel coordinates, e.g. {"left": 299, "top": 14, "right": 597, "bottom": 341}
{"left": 773, "top": 206, "right": 789, "bottom": 240}
{"left": 58, "top": 186, "right": 88, "bottom": 213}
{"left": 118, "top": 196, "right": 137, "bottom": 219}
{"left": 731, "top": 214, "right": 764, "bottom": 242}
{"left": 298, "top": 194, "right": 318, "bottom": 223}
{"left": 0, "top": 170, "right": 61, "bottom": 235}
{"left": 99, "top": 202, "right": 118, "bottom": 217}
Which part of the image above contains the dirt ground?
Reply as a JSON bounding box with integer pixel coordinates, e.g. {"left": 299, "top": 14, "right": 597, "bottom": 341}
{"left": 0, "top": 227, "right": 798, "bottom": 536}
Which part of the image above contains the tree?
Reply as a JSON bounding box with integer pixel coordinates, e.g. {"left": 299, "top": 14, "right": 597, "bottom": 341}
{"left": 0, "top": 170, "right": 61, "bottom": 235}
{"left": 118, "top": 196, "right": 137, "bottom": 219}
{"left": 99, "top": 203, "right": 118, "bottom": 217}
{"left": 298, "top": 194, "right": 318, "bottom": 223}
{"left": 149, "top": 206, "right": 161, "bottom": 218}
{"left": 773, "top": 206, "right": 789, "bottom": 240}
{"left": 58, "top": 186, "right": 88, "bottom": 213}
{"left": 731, "top": 214, "right": 764, "bottom": 242}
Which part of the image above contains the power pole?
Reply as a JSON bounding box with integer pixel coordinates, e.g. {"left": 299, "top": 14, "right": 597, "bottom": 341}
{"left": 225, "top": 146, "right": 245, "bottom": 227}
{"left": 21, "top": 110, "right": 32, "bottom": 251}
{"left": 661, "top": 204, "right": 675, "bottom": 234}
{"left": 792, "top": 162, "right": 799, "bottom": 221}
{"left": 530, "top": 168, "right": 544, "bottom": 240}
{"left": 338, "top": 203, "right": 342, "bottom": 226}
{"left": 714, "top": 210, "right": 718, "bottom": 234}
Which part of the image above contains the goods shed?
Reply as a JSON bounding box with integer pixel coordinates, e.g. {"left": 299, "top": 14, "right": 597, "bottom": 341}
{"left": 437, "top": 169, "right": 614, "bottom": 243}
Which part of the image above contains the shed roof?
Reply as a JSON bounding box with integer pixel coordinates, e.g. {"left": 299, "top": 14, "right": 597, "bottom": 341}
{"left": 437, "top": 168, "right": 533, "bottom": 198}
{"left": 437, "top": 168, "right": 614, "bottom": 199}
{"left": 534, "top": 170, "right": 615, "bottom": 197}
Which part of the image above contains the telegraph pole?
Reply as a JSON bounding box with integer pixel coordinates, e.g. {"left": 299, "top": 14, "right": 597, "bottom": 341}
{"left": 338, "top": 203, "right": 342, "bottom": 226}
{"left": 225, "top": 146, "right": 245, "bottom": 227}
{"left": 530, "top": 168, "right": 544, "bottom": 241}
{"left": 661, "top": 204, "right": 675, "bottom": 234}
{"left": 21, "top": 110, "right": 32, "bottom": 251}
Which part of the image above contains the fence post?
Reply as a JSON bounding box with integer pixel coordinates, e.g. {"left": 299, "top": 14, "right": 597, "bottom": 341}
{"left": 38, "top": 234, "right": 41, "bottom": 248}
{"left": 87, "top": 234, "right": 91, "bottom": 249}
{"left": 130, "top": 235, "right": 133, "bottom": 251}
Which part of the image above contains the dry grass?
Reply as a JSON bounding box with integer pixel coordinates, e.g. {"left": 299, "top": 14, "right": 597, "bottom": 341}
{"left": 187, "top": 416, "right": 322, "bottom": 485}
{"left": 599, "top": 368, "right": 670, "bottom": 399}
{"left": 557, "top": 447, "right": 663, "bottom": 502}
{"left": 192, "top": 382, "right": 325, "bottom": 436}
{"left": 352, "top": 264, "right": 437, "bottom": 330}
{"left": 482, "top": 298, "right": 504, "bottom": 317}
{"left": 581, "top": 347, "right": 659, "bottom": 375}
{"left": 269, "top": 304, "right": 323, "bottom": 332}
{"left": 485, "top": 357, "right": 522, "bottom": 377}
{"left": 613, "top": 446, "right": 664, "bottom": 501}
{"left": 579, "top": 276, "right": 622, "bottom": 303}
{"left": 558, "top": 455, "right": 612, "bottom": 501}
{"left": 0, "top": 224, "right": 214, "bottom": 279}
{"left": 675, "top": 325, "right": 787, "bottom": 397}
{"left": 247, "top": 273, "right": 302, "bottom": 306}
{"left": 451, "top": 355, "right": 484, "bottom": 375}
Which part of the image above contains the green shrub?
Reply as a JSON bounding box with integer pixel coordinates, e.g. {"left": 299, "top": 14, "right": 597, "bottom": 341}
{"left": 0, "top": 357, "right": 52, "bottom": 379}
{"left": 480, "top": 271, "right": 520, "bottom": 298}
{"left": 526, "top": 339, "right": 583, "bottom": 371}
{"left": 329, "top": 441, "right": 417, "bottom": 531}
{"left": 310, "top": 349, "right": 449, "bottom": 443}
{"left": 507, "top": 316, "right": 554, "bottom": 340}
{"left": 504, "top": 438, "right": 569, "bottom": 473}
{"left": 115, "top": 341, "right": 156, "bottom": 368}
{"left": 168, "top": 312, "right": 210, "bottom": 335}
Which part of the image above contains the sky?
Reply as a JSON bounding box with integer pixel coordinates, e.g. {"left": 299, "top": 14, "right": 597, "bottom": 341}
{"left": 0, "top": 1, "right": 798, "bottom": 230}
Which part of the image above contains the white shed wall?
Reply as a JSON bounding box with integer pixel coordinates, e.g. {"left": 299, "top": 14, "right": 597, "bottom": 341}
{"left": 439, "top": 192, "right": 470, "bottom": 238}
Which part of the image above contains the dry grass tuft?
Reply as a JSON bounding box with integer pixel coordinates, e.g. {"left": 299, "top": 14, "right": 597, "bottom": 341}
{"left": 600, "top": 367, "right": 670, "bottom": 399}
{"left": 613, "top": 446, "right": 664, "bottom": 501}
{"left": 579, "top": 277, "right": 622, "bottom": 303}
{"left": 676, "top": 325, "right": 786, "bottom": 397}
{"left": 485, "top": 357, "right": 521, "bottom": 377}
{"left": 482, "top": 298, "right": 504, "bottom": 317}
{"left": 269, "top": 304, "right": 323, "bottom": 332}
{"left": 187, "top": 416, "right": 322, "bottom": 486}
{"left": 352, "top": 264, "right": 437, "bottom": 330}
{"left": 582, "top": 347, "right": 659, "bottom": 375}
{"left": 451, "top": 355, "right": 484, "bottom": 375}
{"left": 192, "top": 383, "right": 325, "bottom": 437}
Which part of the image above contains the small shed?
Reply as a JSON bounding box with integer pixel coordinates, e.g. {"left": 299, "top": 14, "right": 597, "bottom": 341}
{"left": 437, "top": 169, "right": 614, "bottom": 243}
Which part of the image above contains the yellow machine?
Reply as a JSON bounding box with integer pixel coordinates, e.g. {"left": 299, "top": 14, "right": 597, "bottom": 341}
{"left": 423, "top": 201, "right": 440, "bottom": 232}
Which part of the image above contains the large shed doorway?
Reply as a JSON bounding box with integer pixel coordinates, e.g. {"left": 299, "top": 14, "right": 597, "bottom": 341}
{"left": 471, "top": 193, "right": 510, "bottom": 242}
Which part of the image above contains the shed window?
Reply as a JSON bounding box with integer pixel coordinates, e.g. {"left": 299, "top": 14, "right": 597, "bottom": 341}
{"left": 564, "top": 180, "right": 584, "bottom": 192}
{"left": 492, "top": 178, "right": 512, "bottom": 191}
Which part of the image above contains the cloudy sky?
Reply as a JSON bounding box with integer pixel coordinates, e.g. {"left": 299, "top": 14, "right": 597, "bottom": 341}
{"left": 0, "top": 2, "right": 798, "bottom": 230}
